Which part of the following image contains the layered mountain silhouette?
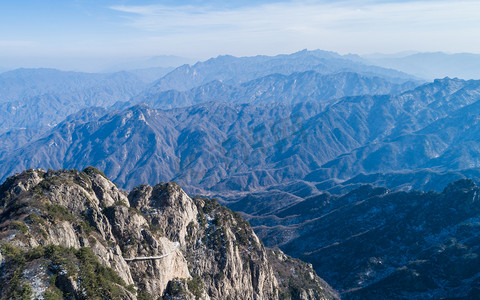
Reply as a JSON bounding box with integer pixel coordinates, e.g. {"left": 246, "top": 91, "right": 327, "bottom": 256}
{"left": 3, "top": 50, "right": 480, "bottom": 298}
{"left": 0, "top": 50, "right": 419, "bottom": 152}
{"left": 133, "top": 71, "right": 417, "bottom": 109}
{"left": 143, "top": 49, "right": 415, "bottom": 93}
{"left": 0, "top": 68, "right": 158, "bottom": 151}
{"left": 1, "top": 77, "right": 479, "bottom": 195}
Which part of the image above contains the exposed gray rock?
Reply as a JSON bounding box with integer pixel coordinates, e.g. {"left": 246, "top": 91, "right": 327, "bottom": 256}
{"left": 0, "top": 168, "right": 338, "bottom": 299}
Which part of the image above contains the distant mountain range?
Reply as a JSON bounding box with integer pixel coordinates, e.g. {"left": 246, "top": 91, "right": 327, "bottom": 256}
{"left": 1, "top": 77, "right": 480, "bottom": 195}
{"left": 0, "top": 68, "right": 155, "bottom": 135}
{"left": 134, "top": 71, "right": 417, "bottom": 109}
{"left": 364, "top": 51, "right": 480, "bottom": 80}
{"left": 0, "top": 50, "right": 420, "bottom": 152}
{"left": 4, "top": 49, "right": 480, "bottom": 298}
{"left": 145, "top": 49, "right": 415, "bottom": 93}
{"left": 0, "top": 54, "right": 194, "bottom": 74}
{"left": 101, "top": 55, "right": 195, "bottom": 72}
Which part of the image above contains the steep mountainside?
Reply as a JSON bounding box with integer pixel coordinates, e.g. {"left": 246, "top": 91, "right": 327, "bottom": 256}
{"left": 135, "top": 71, "right": 417, "bottom": 109}
{"left": 251, "top": 179, "right": 480, "bottom": 299}
{"left": 1, "top": 78, "right": 480, "bottom": 196}
{"left": 0, "top": 101, "right": 328, "bottom": 191}
{"left": 305, "top": 78, "right": 480, "bottom": 183}
{"left": 0, "top": 50, "right": 419, "bottom": 149}
{"left": 0, "top": 128, "right": 42, "bottom": 159}
{"left": 0, "top": 168, "right": 337, "bottom": 299}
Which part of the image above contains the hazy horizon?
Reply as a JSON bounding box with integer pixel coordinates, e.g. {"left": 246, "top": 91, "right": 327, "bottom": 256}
{"left": 2, "top": 0, "right": 480, "bottom": 72}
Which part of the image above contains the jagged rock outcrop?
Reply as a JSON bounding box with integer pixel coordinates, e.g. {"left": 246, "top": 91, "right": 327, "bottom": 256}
{"left": 0, "top": 168, "right": 337, "bottom": 299}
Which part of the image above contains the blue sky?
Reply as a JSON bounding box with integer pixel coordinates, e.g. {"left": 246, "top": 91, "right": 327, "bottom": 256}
{"left": 1, "top": 0, "right": 480, "bottom": 71}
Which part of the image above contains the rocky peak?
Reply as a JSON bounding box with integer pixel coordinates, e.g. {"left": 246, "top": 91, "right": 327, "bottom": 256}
{"left": 130, "top": 181, "right": 199, "bottom": 249}
{"left": 84, "top": 166, "right": 128, "bottom": 208}
{"left": 0, "top": 168, "right": 44, "bottom": 200}
{"left": 0, "top": 168, "right": 338, "bottom": 299}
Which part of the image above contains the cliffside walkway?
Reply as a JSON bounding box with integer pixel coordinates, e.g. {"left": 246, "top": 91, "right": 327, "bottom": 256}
{"left": 124, "top": 242, "right": 180, "bottom": 262}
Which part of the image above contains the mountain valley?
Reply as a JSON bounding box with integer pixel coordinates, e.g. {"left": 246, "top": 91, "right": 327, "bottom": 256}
{"left": 3, "top": 49, "right": 480, "bottom": 299}
{"left": 252, "top": 179, "right": 480, "bottom": 298}
{"left": 1, "top": 76, "right": 480, "bottom": 196}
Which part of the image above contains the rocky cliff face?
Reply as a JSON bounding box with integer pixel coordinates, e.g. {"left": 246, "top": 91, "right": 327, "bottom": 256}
{"left": 0, "top": 167, "right": 337, "bottom": 299}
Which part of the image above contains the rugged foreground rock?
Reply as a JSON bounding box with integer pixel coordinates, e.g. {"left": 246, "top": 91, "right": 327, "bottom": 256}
{"left": 0, "top": 167, "right": 337, "bottom": 299}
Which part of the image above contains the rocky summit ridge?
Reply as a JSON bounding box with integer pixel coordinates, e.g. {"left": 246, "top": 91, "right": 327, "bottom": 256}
{"left": 0, "top": 167, "right": 337, "bottom": 299}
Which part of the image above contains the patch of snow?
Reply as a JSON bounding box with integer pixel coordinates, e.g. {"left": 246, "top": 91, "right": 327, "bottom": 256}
{"left": 23, "top": 264, "right": 48, "bottom": 299}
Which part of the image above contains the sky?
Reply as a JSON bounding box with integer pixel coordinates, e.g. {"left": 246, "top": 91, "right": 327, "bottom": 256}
{"left": 1, "top": 0, "right": 480, "bottom": 71}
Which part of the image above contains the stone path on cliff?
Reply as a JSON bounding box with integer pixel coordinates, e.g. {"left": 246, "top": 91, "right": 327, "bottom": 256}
{"left": 124, "top": 242, "right": 180, "bottom": 262}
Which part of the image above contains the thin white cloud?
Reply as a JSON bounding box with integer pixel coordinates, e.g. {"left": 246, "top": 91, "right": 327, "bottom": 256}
{"left": 110, "top": 0, "right": 480, "bottom": 31}
{"left": 109, "top": 0, "right": 480, "bottom": 55}
{"left": 0, "top": 40, "right": 35, "bottom": 47}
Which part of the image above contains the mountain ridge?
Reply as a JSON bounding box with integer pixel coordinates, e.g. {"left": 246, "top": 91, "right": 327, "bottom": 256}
{"left": 1, "top": 77, "right": 480, "bottom": 196}
{"left": 133, "top": 70, "right": 418, "bottom": 109}
{"left": 145, "top": 49, "right": 417, "bottom": 94}
{"left": 250, "top": 179, "right": 480, "bottom": 299}
{"left": 0, "top": 167, "right": 338, "bottom": 299}
{"left": 0, "top": 49, "right": 420, "bottom": 151}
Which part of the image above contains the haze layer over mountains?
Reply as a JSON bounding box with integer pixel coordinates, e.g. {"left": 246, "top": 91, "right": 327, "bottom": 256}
{"left": 3, "top": 49, "right": 480, "bottom": 298}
